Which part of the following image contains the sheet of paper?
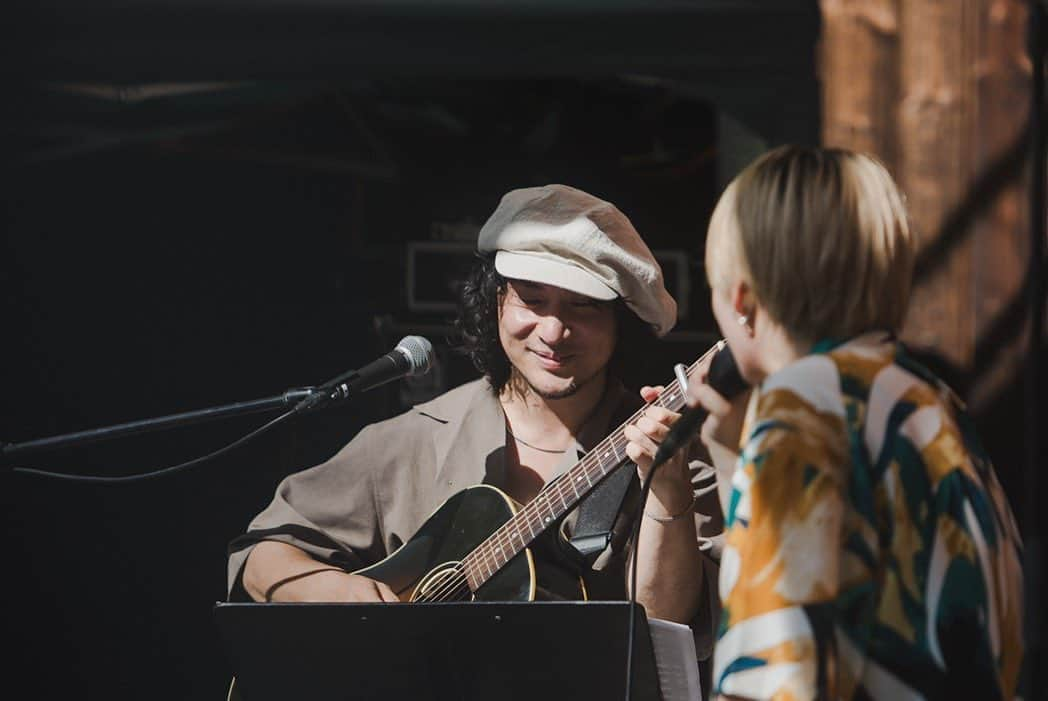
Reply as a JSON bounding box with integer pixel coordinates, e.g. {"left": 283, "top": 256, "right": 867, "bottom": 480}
{"left": 648, "top": 617, "right": 702, "bottom": 701}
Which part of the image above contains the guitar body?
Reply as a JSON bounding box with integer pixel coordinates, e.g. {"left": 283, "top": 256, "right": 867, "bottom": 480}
{"left": 356, "top": 484, "right": 586, "bottom": 602}
{"left": 227, "top": 485, "right": 587, "bottom": 701}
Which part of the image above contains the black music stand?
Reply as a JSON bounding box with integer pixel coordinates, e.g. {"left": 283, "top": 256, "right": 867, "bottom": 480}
{"left": 214, "top": 601, "right": 663, "bottom": 701}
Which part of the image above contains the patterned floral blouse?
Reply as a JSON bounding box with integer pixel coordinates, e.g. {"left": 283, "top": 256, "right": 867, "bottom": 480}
{"left": 713, "top": 333, "right": 1024, "bottom": 700}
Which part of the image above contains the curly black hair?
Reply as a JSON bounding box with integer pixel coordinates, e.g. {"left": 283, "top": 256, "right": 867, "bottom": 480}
{"left": 452, "top": 253, "right": 658, "bottom": 395}
{"left": 454, "top": 253, "right": 513, "bottom": 392}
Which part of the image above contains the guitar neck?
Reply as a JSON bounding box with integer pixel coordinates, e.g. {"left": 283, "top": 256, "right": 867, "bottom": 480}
{"left": 460, "top": 340, "right": 724, "bottom": 592}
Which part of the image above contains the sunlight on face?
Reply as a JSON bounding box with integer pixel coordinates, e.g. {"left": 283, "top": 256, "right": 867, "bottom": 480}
{"left": 498, "top": 279, "right": 617, "bottom": 399}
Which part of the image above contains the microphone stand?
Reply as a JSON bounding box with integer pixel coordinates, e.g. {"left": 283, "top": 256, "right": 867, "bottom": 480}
{"left": 3, "top": 332, "right": 433, "bottom": 464}
{"left": 1, "top": 385, "right": 322, "bottom": 459}
{"left": 1, "top": 338, "right": 431, "bottom": 479}
{"left": 0, "top": 341, "right": 406, "bottom": 462}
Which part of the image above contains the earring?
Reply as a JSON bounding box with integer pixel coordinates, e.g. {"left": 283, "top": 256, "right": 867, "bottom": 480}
{"left": 737, "top": 314, "right": 754, "bottom": 337}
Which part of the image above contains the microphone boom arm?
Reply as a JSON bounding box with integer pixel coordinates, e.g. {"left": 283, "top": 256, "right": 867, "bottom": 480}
{"left": 1, "top": 386, "right": 317, "bottom": 459}
{"left": 3, "top": 336, "right": 436, "bottom": 460}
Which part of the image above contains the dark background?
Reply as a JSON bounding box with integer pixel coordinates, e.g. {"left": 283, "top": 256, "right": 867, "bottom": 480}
{"left": 0, "top": 2, "right": 1039, "bottom": 700}
{"left": 0, "top": 76, "right": 737, "bottom": 698}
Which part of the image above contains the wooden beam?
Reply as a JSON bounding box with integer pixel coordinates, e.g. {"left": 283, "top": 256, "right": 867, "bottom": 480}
{"left": 969, "top": 0, "right": 1033, "bottom": 409}
{"left": 819, "top": 0, "right": 900, "bottom": 169}
{"left": 819, "top": 0, "right": 1031, "bottom": 401}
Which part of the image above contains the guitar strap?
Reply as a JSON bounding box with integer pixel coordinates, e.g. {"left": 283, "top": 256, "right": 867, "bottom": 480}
{"left": 565, "top": 460, "right": 637, "bottom": 567}
{"left": 560, "top": 391, "right": 646, "bottom": 570}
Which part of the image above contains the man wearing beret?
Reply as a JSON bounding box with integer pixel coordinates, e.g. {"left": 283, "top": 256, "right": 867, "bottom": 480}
{"left": 227, "top": 184, "right": 721, "bottom": 686}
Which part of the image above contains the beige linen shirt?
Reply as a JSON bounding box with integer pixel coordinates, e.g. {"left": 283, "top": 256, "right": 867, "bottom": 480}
{"left": 227, "top": 377, "right": 723, "bottom": 658}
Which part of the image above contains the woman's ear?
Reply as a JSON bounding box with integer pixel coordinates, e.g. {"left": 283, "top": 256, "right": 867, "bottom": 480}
{"left": 730, "top": 280, "right": 756, "bottom": 331}
{"left": 729, "top": 280, "right": 751, "bottom": 315}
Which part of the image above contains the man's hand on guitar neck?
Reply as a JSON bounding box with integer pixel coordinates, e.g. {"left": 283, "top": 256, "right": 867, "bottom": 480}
{"left": 622, "top": 385, "right": 704, "bottom": 624}
{"left": 623, "top": 384, "right": 694, "bottom": 493}
{"left": 243, "top": 540, "right": 399, "bottom": 603}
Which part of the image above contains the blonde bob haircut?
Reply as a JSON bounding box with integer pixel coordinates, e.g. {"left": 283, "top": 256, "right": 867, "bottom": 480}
{"left": 705, "top": 145, "right": 916, "bottom": 346}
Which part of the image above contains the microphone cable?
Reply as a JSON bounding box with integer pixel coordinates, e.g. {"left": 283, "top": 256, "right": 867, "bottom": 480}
{"left": 624, "top": 456, "right": 664, "bottom": 701}
{"left": 4, "top": 336, "right": 436, "bottom": 484}
{"left": 5, "top": 408, "right": 297, "bottom": 484}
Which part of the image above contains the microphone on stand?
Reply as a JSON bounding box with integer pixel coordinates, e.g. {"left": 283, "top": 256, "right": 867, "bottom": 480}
{"left": 3, "top": 335, "right": 437, "bottom": 482}
{"left": 296, "top": 336, "right": 435, "bottom": 412}
{"left": 651, "top": 343, "right": 750, "bottom": 468}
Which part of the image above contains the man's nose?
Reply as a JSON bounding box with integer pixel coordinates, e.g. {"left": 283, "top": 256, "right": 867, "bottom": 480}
{"left": 537, "top": 312, "right": 569, "bottom": 345}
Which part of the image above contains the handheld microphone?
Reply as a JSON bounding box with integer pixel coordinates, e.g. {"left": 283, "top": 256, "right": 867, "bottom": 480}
{"left": 297, "top": 336, "right": 435, "bottom": 411}
{"left": 651, "top": 343, "right": 749, "bottom": 468}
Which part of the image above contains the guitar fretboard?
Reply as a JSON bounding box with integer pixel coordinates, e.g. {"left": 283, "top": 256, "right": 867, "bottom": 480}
{"left": 460, "top": 340, "right": 724, "bottom": 592}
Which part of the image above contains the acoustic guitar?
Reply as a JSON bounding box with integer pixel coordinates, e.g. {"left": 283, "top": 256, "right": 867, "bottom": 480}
{"left": 345, "top": 340, "right": 724, "bottom": 604}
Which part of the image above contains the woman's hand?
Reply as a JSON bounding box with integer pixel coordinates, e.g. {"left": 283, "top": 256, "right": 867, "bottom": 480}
{"left": 686, "top": 381, "right": 752, "bottom": 515}
{"left": 687, "top": 384, "right": 746, "bottom": 452}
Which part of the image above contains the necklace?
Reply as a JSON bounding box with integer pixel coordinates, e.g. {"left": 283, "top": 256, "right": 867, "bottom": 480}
{"left": 505, "top": 425, "right": 571, "bottom": 454}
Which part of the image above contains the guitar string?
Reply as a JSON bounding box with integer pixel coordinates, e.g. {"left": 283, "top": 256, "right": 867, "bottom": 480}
{"left": 419, "top": 448, "right": 620, "bottom": 603}
{"left": 464, "top": 368, "right": 693, "bottom": 582}
{"left": 413, "top": 453, "right": 625, "bottom": 601}
{"left": 428, "top": 437, "right": 633, "bottom": 602}
{"left": 421, "top": 345, "right": 714, "bottom": 603}
{"left": 414, "top": 343, "right": 720, "bottom": 603}
{"left": 468, "top": 439, "right": 621, "bottom": 578}
{"left": 414, "top": 570, "right": 470, "bottom": 603}
{"left": 465, "top": 347, "right": 711, "bottom": 577}
{"left": 416, "top": 432, "right": 639, "bottom": 601}
{"left": 417, "top": 568, "right": 473, "bottom": 602}
{"left": 416, "top": 435, "right": 651, "bottom": 602}
{"left": 415, "top": 444, "right": 624, "bottom": 602}
{"left": 415, "top": 431, "right": 653, "bottom": 603}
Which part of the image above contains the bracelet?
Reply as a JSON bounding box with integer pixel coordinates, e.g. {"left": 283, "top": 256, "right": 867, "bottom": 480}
{"left": 264, "top": 566, "right": 344, "bottom": 602}
{"left": 643, "top": 492, "right": 697, "bottom": 523}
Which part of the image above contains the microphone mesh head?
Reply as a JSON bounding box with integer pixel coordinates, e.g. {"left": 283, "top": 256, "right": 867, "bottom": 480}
{"left": 708, "top": 343, "right": 749, "bottom": 400}
{"left": 396, "top": 336, "right": 435, "bottom": 376}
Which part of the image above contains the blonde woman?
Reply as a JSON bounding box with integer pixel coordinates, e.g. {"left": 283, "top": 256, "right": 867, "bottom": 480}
{"left": 688, "top": 146, "right": 1024, "bottom": 700}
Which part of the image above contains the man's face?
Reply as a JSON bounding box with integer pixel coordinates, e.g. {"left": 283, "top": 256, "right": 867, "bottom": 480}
{"left": 498, "top": 279, "right": 617, "bottom": 399}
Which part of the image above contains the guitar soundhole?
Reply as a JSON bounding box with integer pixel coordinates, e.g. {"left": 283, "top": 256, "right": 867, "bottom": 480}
{"left": 411, "top": 562, "right": 475, "bottom": 603}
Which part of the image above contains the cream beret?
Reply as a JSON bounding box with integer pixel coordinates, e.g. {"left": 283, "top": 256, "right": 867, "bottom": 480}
{"left": 476, "top": 184, "right": 678, "bottom": 337}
